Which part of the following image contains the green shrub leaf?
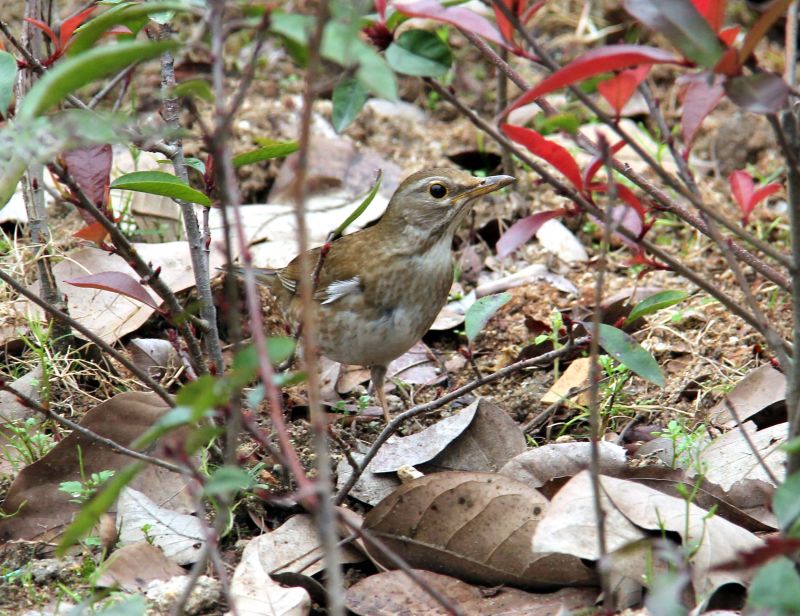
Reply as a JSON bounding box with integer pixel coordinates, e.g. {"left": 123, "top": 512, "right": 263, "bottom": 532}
{"left": 232, "top": 140, "right": 299, "bottom": 168}
{"left": 626, "top": 290, "right": 689, "bottom": 325}
{"left": 595, "top": 323, "right": 664, "bottom": 386}
{"left": 110, "top": 170, "right": 210, "bottom": 205}
{"left": 332, "top": 79, "right": 369, "bottom": 133}
{"left": 465, "top": 293, "right": 512, "bottom": 344}
{"left": 386, "top": 29, "right": 453, "bottom": 77}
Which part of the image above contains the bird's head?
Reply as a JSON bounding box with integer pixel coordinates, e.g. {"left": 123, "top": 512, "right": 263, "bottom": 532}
{"left": 381, "top": 168, "right": 515, "bottom": 236}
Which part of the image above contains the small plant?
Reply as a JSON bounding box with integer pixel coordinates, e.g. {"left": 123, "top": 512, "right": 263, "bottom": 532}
{"left": 59, "top": 470, "right": 116, "bottom": 505}
{"left": 534, "top": 310, "right": 565, "bottom": 380}
{"left": 655, "top": 419, "right": 710, "bottom": 471}
{"left": 0, "top": 417, "right": 56, "bottom": 470}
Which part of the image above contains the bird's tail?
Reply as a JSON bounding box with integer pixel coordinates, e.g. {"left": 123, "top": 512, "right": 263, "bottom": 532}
{"left": 221, "top": 264, "right": 278, "bottom": 285}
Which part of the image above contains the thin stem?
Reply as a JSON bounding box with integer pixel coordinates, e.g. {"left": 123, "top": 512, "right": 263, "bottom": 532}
{"left": 1, "top": 383, "right": 184, "bottom": 474}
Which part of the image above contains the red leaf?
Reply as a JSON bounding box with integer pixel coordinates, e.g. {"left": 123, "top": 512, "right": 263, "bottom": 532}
{"left": 60, "top": 6, "right": 96, "bottom": 49}
{"left": 691, "top": 0, "right": 726, "bottom": 32}
{"left": 597, "top": 65, "right": 650, "bottom": 116}
{"left": 718, "top": 25, "right": 739, "bottom": 46}
{"left": 591, "top": 183, "right": 646, "bottom": 221}
{"left": 501, "top": 124, "right": 583, "bottom": 192}
{"left": 505, "top": 45, "right": 682, "bottom": 115}
{"left": 496, "top": 209, "right": 567, "bottom": 258}
{"left": 724, "top": 72, "right": 789, "bottom": 114}
{"left": 73, "top": 221, "right": 108, "bottom": 245}
{"left": 492, "top": 0, "right": 517, "bottom": 43}
{"left": 582, "top": 140, "right": 627, "bottom": 186}
{"left": 62, "top": 144, "right": 113, "bottom": 211}
{"left": 24, "top": 17, "right": 59, "bottom": 49}
{"left": 678, "top": 72, "right": 725, "bottom": 152}
{"left": 738, "top": 0, "right": 793, "bottom": 66}
{"left": 395, "top": 0, "right": 507, "bottom": 47}
{"left": 730, "top": 170, "right": 781, "bottom": 224}
{"left": 64, "top": 272, "right": 160, "bottom": 310}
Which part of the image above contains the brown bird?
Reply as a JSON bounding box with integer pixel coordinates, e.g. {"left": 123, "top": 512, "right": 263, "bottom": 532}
{"left": 242, "top": 168, "right": 514, "bottom": 421}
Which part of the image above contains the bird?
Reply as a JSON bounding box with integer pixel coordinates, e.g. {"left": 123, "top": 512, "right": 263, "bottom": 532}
{"left": 237, "top": 168, "right": 514, "bottom": 421}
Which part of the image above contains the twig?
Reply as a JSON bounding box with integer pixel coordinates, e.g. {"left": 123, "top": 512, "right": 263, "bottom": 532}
{"left": 88, "top": 66, "right": 134, "bottom": 109}
{"left": 0, "top": 382, "right": 185, "bottom": 474}
{"left": 335, "top": 336, "right": 591, "bottom": 505}
{"left": 292, "top": 1, "right": 344, "bottom": 613}
{"left": 156, "top": 23, "right": 225, "bottom": 374}
{"left": 0, "top": 268, "right": 173, "bottom": 405}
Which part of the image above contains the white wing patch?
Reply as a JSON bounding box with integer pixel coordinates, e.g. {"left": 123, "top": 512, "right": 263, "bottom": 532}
{"left": 321, "top": 277, "right": 361, "bottom": 305}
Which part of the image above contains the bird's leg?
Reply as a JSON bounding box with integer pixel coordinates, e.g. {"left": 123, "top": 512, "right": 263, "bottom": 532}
{"left": 369, "top": 364, "right": 390, "bottom": 422}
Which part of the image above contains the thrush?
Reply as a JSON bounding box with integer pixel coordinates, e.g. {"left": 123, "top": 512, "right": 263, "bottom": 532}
{"left": 239, "top": 168, "right": 514, "bottom": 421}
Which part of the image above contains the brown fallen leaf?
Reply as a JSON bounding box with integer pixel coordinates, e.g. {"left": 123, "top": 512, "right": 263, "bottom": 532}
{"left": 96, "top": 542, "right": 185, "bottom": 593}
{"left": 363, "top": 471, "right": 596, "bottom": 589}
{"left": 345, "top": 569, "right": 598, "bottom": 616}
{"left": 533, "top": 471, "right": 763, "bottom": 603}
{"left": 695, "top": 421, "right": 787, "bottom": 490}
{"left": 228, "top": 514, "right": 362, "bottom": 616}
{"left": 707, "top": 365, "right": 786, "bottom": 429}
{"left": 0, "top": 391, "right": 183, "bottom": 544}
{"left": 371, "top": 399, "right": 526, "bottom": 474}
{"left": 540, "top": 357, "right": 591, "bottom": 406}
{"left": 500, "top": 441, "right": 627, "bottom": 489}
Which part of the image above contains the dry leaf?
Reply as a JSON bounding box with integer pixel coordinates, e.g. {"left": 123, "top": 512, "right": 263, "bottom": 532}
{"left": 96, "top": 542, "right": 185, "bottom": 592}
{"left": 25, "top": 242, "right": 226, "bottom": 344}
{"left": 228, "top": 514, "right": 362, "bottom": 616}
{"left": 0, "top": 365, "right": 44, "bottom": 474}
{"left": 345, "top": 570, "right": 598, "bottom": 616}
{"left": 117, "top": 488, "right": 205, "bottom": 565}
{"left": 128, "top": 338, "right": 179, "bottom": 380}
{"left": 707, "top": 365, "right": 786, "bottom": 429}
{"left": 336, "top": 453, "right": 401, "bottom": 507}
{"left": 540, "top": 357, "right": 591, "bottom": 406}
{"left": 500, "top": 441, "right": 627, "bottom": 488}
{"left": 475, "top": 263, "right": 578, "bottom": 296}
{"left": 371, "top": 399, "right": 526, "bottom": 474}
{"left": 534, "top": 471, "right": 763, "bottom": 602}
{"left": 363, "top": 471, "right": 596, "bottom": 589}
{"left": 694, "top": 421, "right": 786, "bottom": 490}
{"left": 0, "top": 392, "right": 180, "bottom": 543}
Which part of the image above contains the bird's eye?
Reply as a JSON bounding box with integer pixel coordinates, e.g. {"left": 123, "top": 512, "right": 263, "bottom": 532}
{"left": 429, "top": 183, "right": 447, "bottom": 198}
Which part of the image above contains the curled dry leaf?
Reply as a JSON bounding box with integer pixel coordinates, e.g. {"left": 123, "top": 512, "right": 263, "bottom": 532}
{"left": 228, "top": 514, "right": 362, "bottom": 616}
{"left": 363, "top": 471, "right": 596, "bottom": 589}
{"left": 371, "top": 399, "right": 526, "bottom": 474}
{"left": 128, "top": 338, "right": 179, "bottom": 380}
{"left": 96, "top": 542, "right": 185, "bottom": 593}
{"left": 500, "top": 441, "right": 627, "bottom": 489}
{"left": 533, "top": 471, "right": 763, "bottom": 602}
{"left": 117, "top": 487, "right": 205, "bottom": 565}
{"left": 707, "top": 364, "right": 786, "bottom": 429}
{"left": 345, "top": 569, "right": 598, "bottom": 616}
{"left": 694, "top": 421, "right": 787, "bottom": 490}
{"left": 336, "top": 452, "right": 400, "bottom": 506}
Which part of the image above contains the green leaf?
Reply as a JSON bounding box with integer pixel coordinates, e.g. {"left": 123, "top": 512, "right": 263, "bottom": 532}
{"left": 595, "top": 323, "right": 665, "bottom": 386}
{"left": 746, "top": 557, "right": 800, "bottom": 615}
{"left": 204, "top": 465, "right": 253, "bottom": 497}
{"left": 233, "top": 140, "right": 299, "bottom": 168}
{"left": 783, "top": 435, "right": 800, "bottom": 454}
{"left": 230, "top": 338, "right": 296, "bottom": 387}
{"left": 0, "top": 51, "right": 17, "bottom": 118}
{"left": 465, "top": 293, "right": 512, "bottom": 344}
{"left": 57, "top": 463, "right": 143, "bottom": 555}
{"left": 69, "top": 2, "right": 190, "bottom": 56}
{"left": 183, "top": 157, "right": 206, "bottom": 175}
{"left": 332, "top": 79, "right": 369, "bottom": 133}
{"left": 110, "top": 170, "right": 210, "bottom": 205}
{"left": 773, "top": 470, "right": 800, "bottom": 535}
{"left": 270, "top": 11, "right": 313, "bottom": 46}
{"left": 334, "top": 170, "right": 382, "bottom": 237}
{"left": 20, "top": 40, "right": 178, "bottom": 120}
{"left": 357, "top": 46, "right": 397, "bottom": 100}
{"left": 173, "top": 78, "right": 213, "bottom": 102}
{"left": 626, "top": 290, "right": 689, "bottom": 325}
{"left": 386, "top": 29, "right": 452, "bottom": 77}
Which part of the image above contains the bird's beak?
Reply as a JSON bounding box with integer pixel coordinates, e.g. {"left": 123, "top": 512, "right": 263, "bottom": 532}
{"left": 455, "top": 174, "right": 516, "bottom": 202}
